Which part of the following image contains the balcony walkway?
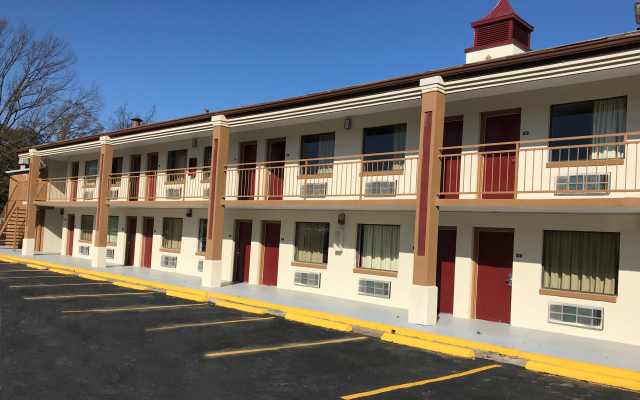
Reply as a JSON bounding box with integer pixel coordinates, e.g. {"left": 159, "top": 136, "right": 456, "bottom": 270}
{"left": 1, "top": 246, "right": 639, "bottom": 373}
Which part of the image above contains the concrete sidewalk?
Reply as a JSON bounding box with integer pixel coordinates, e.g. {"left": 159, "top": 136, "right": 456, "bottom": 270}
{"left": 2, "top": 247, "right": 639, "bottom": 373}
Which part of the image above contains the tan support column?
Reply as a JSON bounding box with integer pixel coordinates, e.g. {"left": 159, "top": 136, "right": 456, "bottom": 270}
{"left": 22, "top": 150, "right": 42, "bottom": 255}
{"left": 202, "top": 115, "right": 230, "bottom": 287}
{"left": 91, "top": 136, "right": 114, "bottom": 268}
{"left": 409, "top": 76, "right": 446, "bottom": 325}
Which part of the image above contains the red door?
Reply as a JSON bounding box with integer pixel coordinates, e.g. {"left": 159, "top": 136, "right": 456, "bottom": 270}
{"left": 146, "top": 154, "right": 158, "bottom": 201}
{"left": 234, "top": 221, "right": 252, "bottom": 282}
{"left": 67, "top": 215, "right": 75, "bottom": 256}
{"left": 129, "top": 155, "right": 142, "bottom": 200}
{"left": 262, "top": 222, "right": 281, "bottom": 286}
{"left": 475, "top": 230, "right": 514, "bottom": 324}
{"left": 441, "top": 120, "right": 463, "bottom": 199}
{"left": 436, "top": 228, "right": 456, "bottom": 314}
{"left": 124, "top": 217, "right": 137, "bottom": 266}
{"left": 239, "top": 144, "right": 257, "bottom": 200}
{"left": 482, "top": 113, "right": 520, "bottom": 199}
{"left": 267, "top": 141, "right": 286, "bottom": 200}
{"left": 71, "top": 162, "right": 79, "bottom": 202}
{"left": 142, "top": 218, "right": 154, "bottom": 268}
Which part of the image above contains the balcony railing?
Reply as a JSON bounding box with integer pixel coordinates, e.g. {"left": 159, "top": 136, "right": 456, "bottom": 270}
{"left": 438, "top": 131, "right": 640, "bottom": 199}
{"left": 36, "top": 176, "right": 99, "bottom": 202}
{"left": 108, "top": 167, "right": 211, "bottom": 202}
{"left": 224, "top": 150, "right": 419, "bottom": 201}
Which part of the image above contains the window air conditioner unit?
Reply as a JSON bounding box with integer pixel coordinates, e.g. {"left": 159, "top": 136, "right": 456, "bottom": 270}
{"left": 109, "top": 189, "right": 119, "bottom": 199}
{"left": 198, "top": 260, "right": 203, "bottom": 272}
{"left": 106, "top": 248, "right": 115, "bottom": 259}
{"left": 556, "top": 173, "right": 609, "bottom": 193}
{"left": 548, "top": 302, "right": 603, "bottom": 330}
{"left": 365, "top": 180, "right": 397, "bottom": 195}
{"left": 83, "top": 191, "right": 93, "bottom": 199}
{"left": 294, "top": 271, "right": 321, "bottom": 288}
{"left": 79, "top": 246, "right": 90, "bottom": 256}
{"left": 203, "top": 188, "right": 210, "bottom": 197}
{"left": 358, "top": 278, "right": 390, "bottom": 299}
{"left": 300, "top": 182, "right": 327, "bottom": 196}
{"left": 166, "top": 188, "right": 182, "bottom": 198}
{"left": 161, "top": 255, "right": 177, "bottom": 268}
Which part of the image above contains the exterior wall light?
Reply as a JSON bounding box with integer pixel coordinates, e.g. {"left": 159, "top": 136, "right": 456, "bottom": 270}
{"left": 192, "top": 139, "right": 198, "bottom": 148}
{"left": 344, "top": 118, "right": 352, "bottom": 130}
{"left": 60, "top": 208, "right": 64, "bottom": 215}
{"left": 338, "top": 213, "right": 345, "bottom": 225}
{"left": 186, "top": 209, "right": 193, "bottom": 217}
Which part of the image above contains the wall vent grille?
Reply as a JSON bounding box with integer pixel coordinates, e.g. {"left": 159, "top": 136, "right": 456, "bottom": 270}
{"left": 198, "top": 260, "right": 203, "bottom": 272}
{"left": 300, "top": 183, "right": 327, "bottom": 196}
{"left": 166, "top": 188, "right": 182, "bottom": 198}
{"left": 106, "top": 248, "right": 114, "bottom": 259}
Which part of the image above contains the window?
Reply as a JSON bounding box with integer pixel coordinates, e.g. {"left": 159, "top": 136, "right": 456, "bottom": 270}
{"left": 300, "top": 132, "right": 335, "bottom": 175}
{"left": 85, "top": 159, "right": 98, "bottom": 185}
{"left": 198, "top": 219, "right": 207, "bottom": 253}
{"left": 357, "top": 224, "right": 400, "bottom": 271}
{"left": 111, "top": 157, "right": 123, "bottom": 185}
{"left": 362, "top": 124, "right": 406, "bottom": 172}
{"left": 80, "top": 215, "right": 94, "bottom": 241}
{"left": 203, "top": 146, "right": 212, "bottom": 180}
{"left": 550, "top": 97, "right": 627, "bottom": 162}
{"left": 162, "top": 217, "right": 183, "bottom": 250}
{"left": 542, "top": 230, "right": 619, "bottom": 295}
{"left": 167, "top": 149, "right": 188, "bottom": 181}
{"left": 107, "top": 216, "right": 119, "bottom": 244}
{"left": 295, "top": 222, "right": 330, "bottom": 264}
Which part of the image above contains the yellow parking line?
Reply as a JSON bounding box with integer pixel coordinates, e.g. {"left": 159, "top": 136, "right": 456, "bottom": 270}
{"left": 63, "top": 304, "right": 205, "bottom": 313}
{"left": 146, "top": 317, "right": 275, "bottom": 332}
{"left": 0, "top": 276, "right": 69, "bottom": 279}
{"left": 340, "top": 365, "right": 501, "bottom": 399}
{"left": 23, "top": 292, "right": 153, "bottom": 300}
{"left": 205, "top": 336, "right": 367, "bottom": 358}
{"left": 9, "top": 283, "right": 107, "bottom": 288}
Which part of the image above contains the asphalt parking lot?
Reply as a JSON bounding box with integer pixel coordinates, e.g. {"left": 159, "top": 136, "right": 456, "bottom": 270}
{"left": 0, "top": 260, "right": 638, "bottom": 400}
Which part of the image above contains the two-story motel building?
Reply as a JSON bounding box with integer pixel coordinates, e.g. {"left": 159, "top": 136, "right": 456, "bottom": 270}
{"left": 4, "top": 0, "right": 640, "bottom": 346}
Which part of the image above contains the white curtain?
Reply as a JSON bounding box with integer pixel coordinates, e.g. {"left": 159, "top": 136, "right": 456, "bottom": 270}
{"left": 543, "top": 230, "right": 618, "bottom": 295}
{"left": 359, "top": 225, "right": 400, "bottom": 271}
{"left": 295, "top": 222, "right": 329, "bottom": 263}
{"left": 592, "top": 97, "right": 626, "bottom": 160}
{"left": 392, "top": 127, "right": 406, "bottom": 171}
{"left": 317, "top": 133, "right": 335, "bottom": 174}
{"left": 162, "top": 218, "right": 183, "bottom": 250}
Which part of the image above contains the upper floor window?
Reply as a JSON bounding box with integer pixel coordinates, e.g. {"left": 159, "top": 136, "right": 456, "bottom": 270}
{"left": 362, "top": 124, "right": 406, "bottom": 172}
{"left": 300, "top": 132, "right": 335, "bottom": 175}
{"left": 357, "top": 224, "right": 400, "bottom": 271}
{"left": 85, "top": 160, "right": 98, "bottom": 185}
{"left": 542, "top": 230, "right": 619, "bottom": 295}
{"left": 550, "top": 97, "right": 627, "bottom": 162}
{"left": 112, "top": 157, "right": 123, "bottom": 174}
{"left": 167, "top": 149, "right": 188, "bottom": 181}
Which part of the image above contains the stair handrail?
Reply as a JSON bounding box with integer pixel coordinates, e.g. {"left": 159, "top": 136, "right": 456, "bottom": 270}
{"left": 0, "top": 200, "right": 17, "bottom": 236}
{"left": 12, "top": 207, "right": 25, "bottom": 251}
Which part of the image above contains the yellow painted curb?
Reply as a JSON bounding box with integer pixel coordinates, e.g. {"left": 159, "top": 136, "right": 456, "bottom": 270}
{"left": 49, "top": 268, "right": 76, "bottom": 276}
{"left": 166, "top": 290, "right": 210, "bottom": 302}
{"left": 520, "top": 352, "right": 640, "bottom": 382}
{"left": 526, "top": 361, "right": 640, "bottom": 392}
{"left": 27, "top": 264, "right": 48, "bottom": 270}
{"left": 382, "top": 333, "right": 476, "bottom": 359}
{"left": 215, "top": 300, "right": 269, "bottom": 314}
{"left": 78, "top": 274, "right": 109, "bottom": 282}
{"left": 113, "top": 281, "right": 150, "bottom": 291}
{"left": 285, "top": 313, "right": 353, "bottom": 332}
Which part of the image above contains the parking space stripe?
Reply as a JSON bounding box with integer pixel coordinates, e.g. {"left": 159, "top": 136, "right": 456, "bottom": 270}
{"left": 23, "top": 292, "right": 154, "bottom": 300}
{"left": 146, "top": 317, "right": 275, "bottom": 332}
{"left": 204, "top": 337, "right": 367, "bottom": 358}
{"left": 340, "top": 364, "right": 501, "bottom": 399}
{"left": 0, "top": 276, "right": 68, "bottom": 280}
{"left": 63, "top": 304, "right": 205, "bottom": 313}
{"left": 9, "top": 283, "right": 107, "bottom": 288}
{"left": 0, "top": 270, "right": 40, "bottom": 272}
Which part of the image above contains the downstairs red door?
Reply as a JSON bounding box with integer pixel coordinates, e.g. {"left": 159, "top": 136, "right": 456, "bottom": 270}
{"left": 262, "top": 222, "right": 281, "bottom": 286}
{"left": 142, "top": 218, "right": 154, "bottom": 268}
{"left": 234, "top": 221, "right": 252, "bottom": 282}
{"left": 436, "top": 229, "right": 457, "bottom": 314}
{"left": 475, "top": 230, "right": 514, "bottom": 324}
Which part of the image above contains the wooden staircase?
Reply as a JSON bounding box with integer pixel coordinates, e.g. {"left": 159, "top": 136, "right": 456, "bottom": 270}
{"left": 0, "top": 204, "right": 26, "bottom": 249}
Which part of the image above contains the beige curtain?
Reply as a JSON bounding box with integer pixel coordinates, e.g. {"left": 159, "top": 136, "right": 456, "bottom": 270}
{"left": 592, "top": 97, "right": 626, "bottom": 160}
{"left": 295, "top": 222, "right": 329, "bottom": 263}
{"left": 80, "top": 215, "right": 94, "bottom": 241}
{"left": 543, "top": 230, "right": 619, "bottom": 295}
{"left": 162, "top": 218, "right": 183, "bottom": 250}
{"left": 360, "top": 225, "right": 400, "bottom": 271}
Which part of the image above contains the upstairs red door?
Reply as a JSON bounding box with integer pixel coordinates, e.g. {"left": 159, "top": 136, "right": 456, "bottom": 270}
{"left": 441, "top": 120, "right": 463, "bottom": 199}
{"left": 234, "top": 221, "right": 252, "bottom": 282}
{"left": 66, "top": 214, "right": 75, "bottom": 256}
{"left": 142, "top": 218, "right": 154, "bottom": 268}
{"left": 146, "top": 154, "right": 158, "bottom": 201}
{"left": 239, "top": 144, "right": 257, "bottom": 200}
{"left": 262, "top": 222, "right": 281, "bottom": 286}
{"left": 436, "top": 228, "right": 457, "bottom": 314}
{"left": 482, "top": 113, "right": 520, "bottom": 199}
{"left": 71, "top": 162, "right": 79, "bottom": 202}
{"left": 267, "top": 141, "right": 286, "bottom": 200}
{"left": 475, "top": 230, "right": 514, "bottom": 324}
{"left": 129, "top": 155, "right": 142, "bottom": 200}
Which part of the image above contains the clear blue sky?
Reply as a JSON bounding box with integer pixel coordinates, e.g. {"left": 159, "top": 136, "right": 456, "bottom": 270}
{"left": 3, "top": 0, "right": 637, "bottom": 125}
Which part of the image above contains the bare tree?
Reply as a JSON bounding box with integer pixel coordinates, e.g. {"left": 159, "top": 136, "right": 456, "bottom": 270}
{"left": 106, "top": 103, "right": 157, "bottom": 131}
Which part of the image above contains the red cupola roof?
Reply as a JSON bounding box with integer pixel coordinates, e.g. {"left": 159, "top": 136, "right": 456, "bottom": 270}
{"left": 465, "top": 0, "right": 534, "bottom": 53}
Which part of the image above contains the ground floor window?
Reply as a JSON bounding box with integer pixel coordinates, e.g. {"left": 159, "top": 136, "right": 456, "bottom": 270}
{"left": 357, "top": 224, "right": 400, "bottom": 271}
{"left": 80, "top": 215, "right": 93, "bottom": 241}
{"left": 542, "top": 230, "right": 619, "bottom": 295}
{"left": 107, "top": 216, "right": 119, "bottom": 244}
{"left": 162, "top": 217, "right": 183, "bottom": 250}
{"left": 198, "top": 219, "right": 207, "bottom": 253}
{"left": 295, "top": 222, "right": 330, "bottom": 264}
